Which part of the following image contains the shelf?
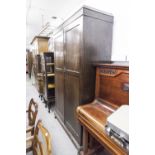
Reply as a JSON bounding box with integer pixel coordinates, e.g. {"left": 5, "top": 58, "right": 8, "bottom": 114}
{"left": 37, "top": 73, "right": 44, "bottom": 77}
{"left": 47, "top": 73, "right": 55, "bottom": 77}
{"left": 43, "top": 52, "right": 55, "bottom": 107}
{"left": 46, "top": 63, "right": 54, "bottom": 66}
{"left": 48, "top": 84, "right": 55, "bottom": 89}
{"left": 48, "top": 96, "right": 55, "bottom": 99}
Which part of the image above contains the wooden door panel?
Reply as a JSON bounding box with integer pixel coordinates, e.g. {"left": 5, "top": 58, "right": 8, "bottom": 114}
{"left": 64, "top": 73, "right": 80, "bottom": 143}
{"left": 65, "top": 22, "right": 82, "bottom": 73}
{"left": 55, "top": 70, "right": 64, "bottom": 121}
{"left": 54, "top": 31, "right": 64, "bottom": 69}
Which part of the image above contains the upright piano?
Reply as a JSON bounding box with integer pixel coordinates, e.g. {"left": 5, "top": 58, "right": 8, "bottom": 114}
{"left": 76, "top": 61, "right": 129, "bottom": 155}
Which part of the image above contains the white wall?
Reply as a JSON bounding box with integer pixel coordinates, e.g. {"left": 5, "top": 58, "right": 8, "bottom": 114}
{"left": 27, "top": 0, "right": 129, "bottom": 61}
{"left": 80, "top": 0, "right": 130, "bottom": 61}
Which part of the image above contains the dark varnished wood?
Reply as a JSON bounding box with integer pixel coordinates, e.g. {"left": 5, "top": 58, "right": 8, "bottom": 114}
{"left": 76, "top": 62, "right": 129, "bottom": 155}
{"left": 35, "top": 55, "right": 42, "bottom": 73}
{"left": 54, "top": 31, "right": 64, "bottom": 69}
{"left": 64, "top": 18, "right": 82, "bottom": 73}
{"left": 26, "top": 51, "right": 33, "bottom": 78}
{"left": 31, "top": 36, "right": 49, "bottom": 96}
{"left": 95, "top": 61, "right": 129, "bottom": 108}
{"left": 27, "top": 98, "right": 38, "bottom": 127}
{"left": 64, "top": 73, "right": 81, "bottom": 144}
{"left": 43, "top": 52, "right": 55, "bottom": 112}
{"left": 34, "top": 55, "right": 45, "bottom": 97}
{"left": 53, "top": 5, "right": 113, "bottom": 36}
{"left": 55, "top": 70, "right": 65, "bottom": 121}
{"left": 54, "top": 6, "right": 113, "bottom": 148}
{"left": 77, "top": 101, "right": 127, "bottom": 155}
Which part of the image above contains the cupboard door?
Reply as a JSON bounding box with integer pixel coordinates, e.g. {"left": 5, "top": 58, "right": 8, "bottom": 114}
{"left": 55, "top": 70, "right": 64, "bottom": 121}
{"left": 64, "top": 73, "right": 81, "bottom": 143}
{"left": 54, "top": 31, "right": 64, "bottom": 69}
{"left": 64, "top": 18, "right": 82, "bottom": 73}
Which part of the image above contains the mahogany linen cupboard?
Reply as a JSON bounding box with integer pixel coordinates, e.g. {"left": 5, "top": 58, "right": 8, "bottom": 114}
{"left": 53, "top": 6, "right": 114, "bottom": 149}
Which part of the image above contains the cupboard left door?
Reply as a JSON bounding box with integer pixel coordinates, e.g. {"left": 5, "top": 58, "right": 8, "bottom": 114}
{"left": 64, "top": 73, "right": 81, "bottom": 144}
{"left": 55, "top": 70, "right": 65, "bottom": 122}
{"left": 54, "top": 31, "right": 64, "bottom": 70}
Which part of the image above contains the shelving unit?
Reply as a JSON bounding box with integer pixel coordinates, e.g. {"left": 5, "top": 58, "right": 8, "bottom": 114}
{"left": 43, "top": 52, "right": 55, "bottom": 112}
{"left": 26, "top": 51, "right": 33, "bottom": 78}
{"left": 30, "top": 36, "right": 49, "bottom": 98}
{"left": 34, "top": 54, "right": 45, "bottom": 99}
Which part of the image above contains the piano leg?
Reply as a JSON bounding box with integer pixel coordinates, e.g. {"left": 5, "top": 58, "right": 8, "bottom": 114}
{"left": 81, "top": 127, "right": 105, "bottom": 155}
{"left": 83, "top": 127, "right": 88, "bottom": 154}
{"left": 89, "top": 136, "right": 94, "bottom": 148}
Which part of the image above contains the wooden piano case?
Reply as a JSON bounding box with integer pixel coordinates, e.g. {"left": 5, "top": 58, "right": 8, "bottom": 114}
{"left": 76, "top": 61, "right": 129, "bottom": 155}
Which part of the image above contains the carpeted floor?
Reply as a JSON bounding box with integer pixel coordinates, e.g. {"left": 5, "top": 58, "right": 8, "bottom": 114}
{"left": 26, "top": 75, "right": 77, "bottom": 155}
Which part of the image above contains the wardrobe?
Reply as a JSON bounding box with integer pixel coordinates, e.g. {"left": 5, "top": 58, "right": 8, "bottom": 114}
{"left": 53, "top": 6, "right": 114, "bottom": 149}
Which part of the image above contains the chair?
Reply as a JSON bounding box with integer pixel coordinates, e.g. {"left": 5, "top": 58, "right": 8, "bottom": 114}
{"left": 26, "top": 120, "right": 52, "bottom": 155}
{"left": 26, "top": 98, "right": 38, "bottom": 135}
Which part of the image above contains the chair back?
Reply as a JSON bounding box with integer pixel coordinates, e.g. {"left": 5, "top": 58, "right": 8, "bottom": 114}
{"left": 28, "top": 98, "right": 38, "bottom": 126}
{"left": 33, "top": 120, "right": 52, "bottom": 155}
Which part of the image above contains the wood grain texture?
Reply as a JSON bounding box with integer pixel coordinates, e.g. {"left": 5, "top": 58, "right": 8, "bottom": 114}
{"left": 64, "top": 73, "right": 81, "bottom": 144}
{"left": 77, "top": 102, "right": 128, "bottom": 155}
{"left": 53, "top": 6, "right": 113, "bottom": 147}
{"left": 55, "top": 70, "right": 65, "bottom": 121}
{"left": 64, "top": 19, "right": 82, "bottom": 73}
{"left": 96, "top": 62, "right": 129, "bottom": 107}
{"left": 40, "top": 52, "right": 55, "bottom": 112}
{"left": 26, "top": 120, "right": 52, "bottom": 155}
{"left": 31, "top": 36, "right": 49, "bottom": 54}
{"left": 54, "top": 31, "right": 64, "bottom": 69}
{"left": 76, "top": 62, "right": 129, "bottom": 155}
{"left": 26, "top": 98, "right": 38, "bottom": 136}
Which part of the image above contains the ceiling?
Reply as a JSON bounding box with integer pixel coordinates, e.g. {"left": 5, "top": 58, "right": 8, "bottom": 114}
{"left": 26, "top": 0, "right": 86, "bottom": 49}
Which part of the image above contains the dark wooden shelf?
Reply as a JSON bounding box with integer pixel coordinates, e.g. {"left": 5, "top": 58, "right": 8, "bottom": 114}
{"left": 42, "top": 52, "right": 55, "bottom": 112}
{"left": 47, "top": 73, "right": 55, "bottom": 77}
{"left": 46, "top": 63, "right": 54, "bottom": 66}
{"left": 48, "top": 84, "right": 55, "bottom": 89}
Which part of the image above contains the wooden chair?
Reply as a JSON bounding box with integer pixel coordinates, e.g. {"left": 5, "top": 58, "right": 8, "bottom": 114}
{"left": 26, "top": 98, "right": 38, "bottom": 135}
{"left": 26, "top": 120, "right": 52, "bottom": 155}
